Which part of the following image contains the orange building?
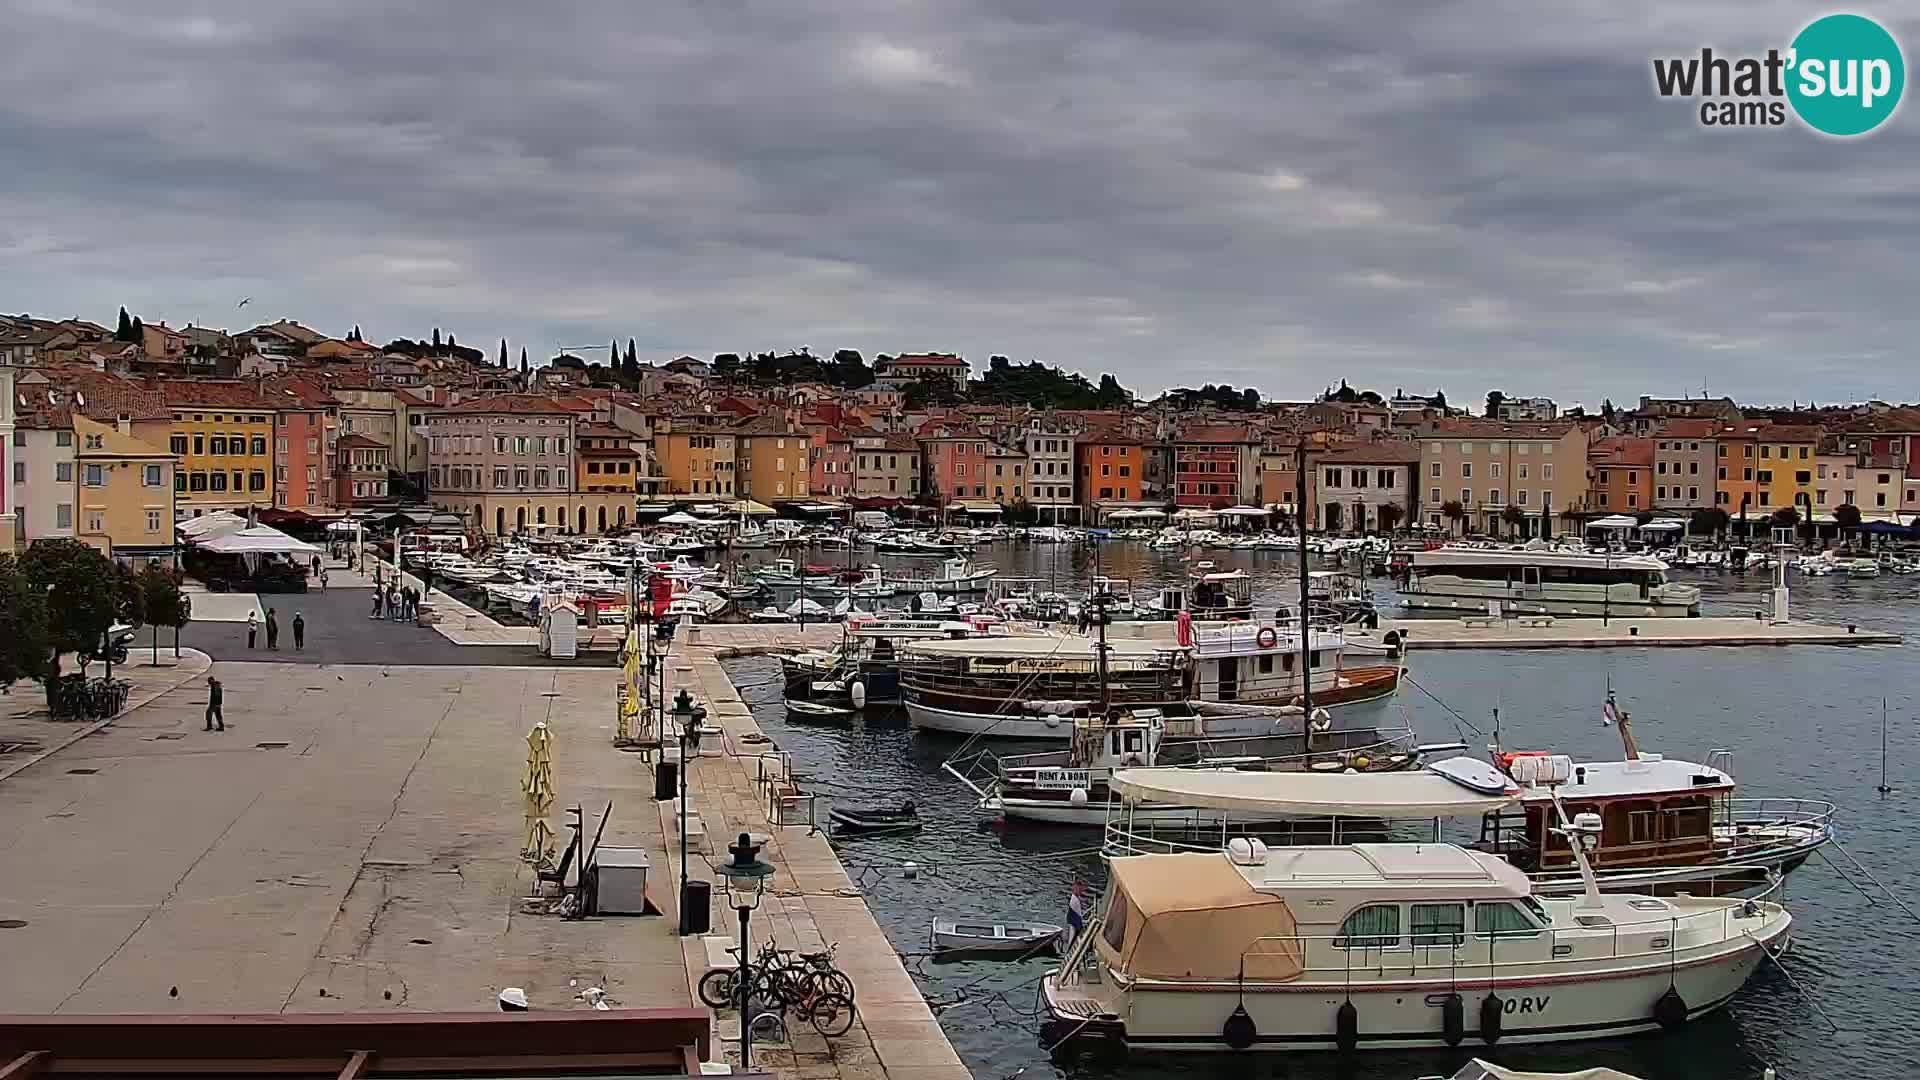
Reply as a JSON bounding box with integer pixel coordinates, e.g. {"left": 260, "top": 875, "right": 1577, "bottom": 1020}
{"left": 1713, "top": 422, "right": 1766, "bottom": 522}
{"left": 1587, "top": 436, "right": 1654, "bottom": 513}
{"left": 265, "top": 376, "right": 338, "bottom": 512}
{"left": 1077, "top": 432, "right": 1144, "bottom": 517}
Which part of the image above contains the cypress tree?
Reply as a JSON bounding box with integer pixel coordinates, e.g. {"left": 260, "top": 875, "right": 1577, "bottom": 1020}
{"left": 130, "top": 315, "right": 145, "bottom": 342}
{"left": 520, "top": 347, "right": 529, "bottom": 373}
{"left": 499, "top": 338, "right": 509, "bottom": 367}
{"left": 116, "top": 307, "right": 133, "bottom": 341}
{"left": 432, "top": 327, "right": 441, "bottom": 349}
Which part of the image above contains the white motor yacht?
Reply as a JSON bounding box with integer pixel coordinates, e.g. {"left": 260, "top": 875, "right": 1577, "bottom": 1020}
{"left": 1042, "top": 769, "right": 1791, "bottom": 1053}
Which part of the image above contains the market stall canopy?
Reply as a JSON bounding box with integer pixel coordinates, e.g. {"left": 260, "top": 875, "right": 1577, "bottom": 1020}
{"left": 726, "top": 499, "right": 778, "bottom": 516}
{"left": 1638, "top": 520, "right": 1686, "bottom": 532}
{"left": 949, "top": 501, "right": 1003, "bottom": 515}
{"left": 1100, "top": 852, "right": 1302, "bottom": 981}
{"left": 195, "top": 525, "right": 323, "bottom": 556}
{"left": 175, "top": 511, "right": 247, "bottom": 539}
{"left": 1109, "top": 767, "right": 1519, "bottom": 818}
{"left": 1218, "top": 505, "right": 1273, "bottom": 517}
{"left": 1586, "top": 514, "right": 1640, "bottom": 529}
{"left": 1104, "top": 509, "right": 1141, "bottom": 519}
{"left": 326, "top": 520, "right": 363, "bottom": 534}
{"left": 1131, "top": 509, "right": 1167, "bottom": 519}
{"left": 658, "top": 511, "right": 704, "bottom": 525}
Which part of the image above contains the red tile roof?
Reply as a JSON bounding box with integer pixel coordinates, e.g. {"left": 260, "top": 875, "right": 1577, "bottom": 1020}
{"left": 1417, "top": 418, "right": 1577, "bottom": 439}
{"left": 159, "top": 380, "right": 277, "bottom": 410}
{"left": 336, "top": 433, "right": 388, "bottom": 449}
{"left": 883, "top": 353, "right": 967, "bottom": 367}
{"left": 1174, "top": 423, "right": 1256, "bottom": 444}
{"left": 443, "top": 393, "right": 581, "bottom": 415}
{"left": 1655, "top": 418, "right": 1721, "bottom": 438}
{"left": 1589, "top": 436, "right": 1655, "bottom": 466}
{"left": 1317, "top": 441, "right": 1420, "bottom": 465}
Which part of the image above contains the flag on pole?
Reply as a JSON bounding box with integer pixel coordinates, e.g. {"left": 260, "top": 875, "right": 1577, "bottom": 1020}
{"left": 1068, "top": 879, "right": 1089, "bottom": 933}
{"left": 1601, "top": 689, "right": 1619, "bottom": 727}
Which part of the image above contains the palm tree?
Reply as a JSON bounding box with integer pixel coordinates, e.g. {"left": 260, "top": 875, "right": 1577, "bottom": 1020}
{"left": 1501, "top": 503, "right": 1527, "bottom": 537}
{"left": 1440, "top": 500, "right": 1466, "bottom": 536}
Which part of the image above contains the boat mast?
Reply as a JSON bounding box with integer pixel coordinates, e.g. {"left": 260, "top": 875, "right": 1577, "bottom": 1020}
{"left": 1295, "top": 436, "right": 1313, "bottom": 715}
{"left": 1094, "top": 543, "right": 1110, "bottom": 714}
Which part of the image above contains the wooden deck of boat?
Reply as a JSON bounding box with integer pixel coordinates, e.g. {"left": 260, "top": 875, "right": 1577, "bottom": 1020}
{"left": 1363, "top": 615, "right": 1901, "bottom": 650}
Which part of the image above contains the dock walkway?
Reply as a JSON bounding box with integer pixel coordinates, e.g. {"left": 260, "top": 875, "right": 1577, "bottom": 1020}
{"left": 1367, "top": 615, "right": 1901, "bottom": 649}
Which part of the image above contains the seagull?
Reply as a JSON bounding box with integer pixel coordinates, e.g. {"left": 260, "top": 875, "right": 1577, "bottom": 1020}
{"left": 236, "top": 297, "right": 252, "bottom": 309}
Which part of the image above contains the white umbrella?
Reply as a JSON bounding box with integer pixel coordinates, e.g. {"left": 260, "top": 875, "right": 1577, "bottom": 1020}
{"left": 196, "top": 525, "right": 323, "bottom": 556}
{"left": 176, "top": 510, "right": 247, "bottom": 539}
{"left": 659, "top": 511, "right": 703, "bottom": 526}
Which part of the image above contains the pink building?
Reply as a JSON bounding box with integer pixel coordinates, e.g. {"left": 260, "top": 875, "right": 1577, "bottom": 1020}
{"left": 425, "top": 393, "right": 628, "bottom": 537}
{"left": 921, "top": 431, "right": 991, "bottom": 503}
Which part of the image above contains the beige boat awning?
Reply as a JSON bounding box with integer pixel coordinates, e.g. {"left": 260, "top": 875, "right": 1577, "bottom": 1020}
{"left": 1109, "top": 768, "right": 1519, "bottom": 818}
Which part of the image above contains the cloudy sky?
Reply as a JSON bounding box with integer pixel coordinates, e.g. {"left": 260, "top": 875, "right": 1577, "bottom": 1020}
{"left": 3, "top": 1, "right": 1916, "bottom": 405}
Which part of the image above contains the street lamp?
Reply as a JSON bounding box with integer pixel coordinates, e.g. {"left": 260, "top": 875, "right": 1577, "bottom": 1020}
{"left": 673, "top": 689, "right": 707, "bottom": 936}
{"left": 718, "top": 832, "right": 776, "bottom": 1073}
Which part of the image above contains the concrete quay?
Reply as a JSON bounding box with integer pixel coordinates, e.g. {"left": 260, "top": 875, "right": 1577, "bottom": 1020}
{"left": 0, "top": 611, "right": 969, "bottom": 1080}
{"left": 1364, "top": 615, "right": 1902, "bottom": 650}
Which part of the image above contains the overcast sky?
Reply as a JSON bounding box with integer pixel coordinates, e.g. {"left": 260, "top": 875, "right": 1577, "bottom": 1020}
{"left": 3, "top": 1, "right": 1916, "bottom": 406}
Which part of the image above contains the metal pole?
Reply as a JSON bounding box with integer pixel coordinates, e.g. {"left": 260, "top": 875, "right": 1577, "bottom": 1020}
{"left": 1296, "top": 439, "right": 1312, "bottom": 715}
{"left": 737, "top": 903, "right": 753, "bottom": 1072}
{"left": 678, "top": 719, "right": 690, "bottom": 932}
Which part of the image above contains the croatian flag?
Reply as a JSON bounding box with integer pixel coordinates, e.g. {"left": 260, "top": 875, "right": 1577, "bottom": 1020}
{"left": 1068, "top": 879, "right": 1089, "bottom": 933}
{"left": 1601, "top": 689, "right": 1619, "bottom": 727}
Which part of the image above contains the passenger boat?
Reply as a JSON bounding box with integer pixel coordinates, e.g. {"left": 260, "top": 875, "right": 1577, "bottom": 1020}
{"left": 1042, "top": 769, "right": 1792, "bottom": 1053}
{"left": 900, "top": 618, "right": 1401, "bottom": 740}
{"left": 781, "top": 616, "right": 997, "bottom": 706}
{"left": 931, "top": 918, "right": 1064, "bottom": 958}
{"left": 947, "top": 710, "right": 1421, "bottom": 826}
{"left": 1399, "top": 545, "right": 1700, "bottom": 618}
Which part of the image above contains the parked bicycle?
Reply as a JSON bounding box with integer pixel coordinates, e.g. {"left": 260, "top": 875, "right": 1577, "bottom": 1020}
{"left": 699, "top": 939, "right": 858, "bottom": 1038}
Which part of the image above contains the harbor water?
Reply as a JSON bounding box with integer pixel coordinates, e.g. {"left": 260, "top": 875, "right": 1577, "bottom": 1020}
{"left": 723, "top": 540, "right": 1919, "bottom": 1080}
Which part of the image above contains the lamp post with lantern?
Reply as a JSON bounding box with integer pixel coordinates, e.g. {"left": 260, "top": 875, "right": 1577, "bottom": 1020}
{"left": 672, "top": 689, "right": 706, "bottom": 935}
{"left": 719, "top": 832, "right": 776, "bottom": 1072}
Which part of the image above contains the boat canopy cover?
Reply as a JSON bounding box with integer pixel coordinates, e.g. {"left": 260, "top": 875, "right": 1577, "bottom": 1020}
{"left": 1100, "top": 853, "right": 1302, "bottom": 982}
{"left": 1109, "top": 768, "right": 1519, "bottom": 817}
{"left": 1459, "top": 1061, "right": 1645, "bottom": 1080}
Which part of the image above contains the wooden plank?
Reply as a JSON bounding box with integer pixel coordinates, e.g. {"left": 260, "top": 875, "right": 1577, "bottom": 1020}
{"left": 0, "top": 1052, "right": 49, "bottom": 1080}
{"left": 335, "top": 1051, "right": 372, "bottom": 1080}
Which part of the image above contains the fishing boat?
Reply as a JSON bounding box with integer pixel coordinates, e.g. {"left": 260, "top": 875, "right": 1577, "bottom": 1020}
{"left": 931, "top": 918, "right": 1064, "bottom": 959}
{"left": 881, "top": 556, "right": 998, "bottom": 594}
{"left": 786, "top": 698, "right": 855, "bottom": 720}
{"left": 1400, "top": 545, "right": 1701, "bottom": 618}
{"left": 1138, "top": 564, "right": 1256, "bottom": 621}
{"left": 780, "top": 616, "right": 993, "bottom": 706}
{"left": 1042, "top": 768, "right": 1793, "bottom": 1053}
{"left": 829, "top": 801, "right": 922, "bottom": 836}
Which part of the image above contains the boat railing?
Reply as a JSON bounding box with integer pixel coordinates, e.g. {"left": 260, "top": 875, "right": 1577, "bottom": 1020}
{"left": 1722, "top": 797, "right": 1838, "bottom": 848}
{"left": 1201, "top": 870, "right": 1785, "bottom": 987}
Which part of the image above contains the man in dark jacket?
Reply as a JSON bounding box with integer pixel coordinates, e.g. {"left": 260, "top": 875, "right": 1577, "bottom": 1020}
{"left": 204, "top": 676, "right": 225, "bottom": 732}
{"left": 265, "top": 607, "right": 280, "bottom": 650}
{"left": 292, "top": 611, "right": 306, "bottom": 651}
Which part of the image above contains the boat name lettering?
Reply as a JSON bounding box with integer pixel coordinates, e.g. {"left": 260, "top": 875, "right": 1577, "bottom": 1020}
{"left": 1503, "top": 995, "right": 1550, "bottom": 1015}
{"left": 1033, "top": 769, "right": 1091, "bottom": 790}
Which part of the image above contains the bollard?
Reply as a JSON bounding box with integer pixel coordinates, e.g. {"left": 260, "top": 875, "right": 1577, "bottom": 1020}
{"left": 1629, "top": 626, "right": 1639, "bottom": 636}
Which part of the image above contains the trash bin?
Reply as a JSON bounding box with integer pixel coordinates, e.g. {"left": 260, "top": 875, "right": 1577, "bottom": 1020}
{"left": 655, "top": 759, "right": 678, "bottom": 801}
{"left": 680, "top": 879, "right": 711, "bottom": 935}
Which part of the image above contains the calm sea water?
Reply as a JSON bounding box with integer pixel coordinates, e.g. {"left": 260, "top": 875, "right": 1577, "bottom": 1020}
{"left": 723, "top": 541, "right": 1920, "bottom": 1080}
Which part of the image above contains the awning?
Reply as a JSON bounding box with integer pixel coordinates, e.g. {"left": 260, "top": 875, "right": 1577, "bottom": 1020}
{"left": 658, "top": 511, "right": 704, "bottom": 525}
{"left": 1218, "top": 506, "right": 1273, "bottom": 517}
{"left": 1586, "top": 515, "right": 1639, "bottom": 529}
{"left": 175, "top": 511, "right": 247, "bottom": 539}
{"left": 1639, "top": 520, "right": 1686, "bottom": 532}
{"left": 1101, "top": 853, "right": 1302, "bottom": 982}
{"left": 1109, "top": 768, "right": 1519, "bottom": 817}
{"left": 949, "top": 501, "right": 1003, "bottom": 515}
{"left": 195, "top": 525, "right": 323, "bottom": 556}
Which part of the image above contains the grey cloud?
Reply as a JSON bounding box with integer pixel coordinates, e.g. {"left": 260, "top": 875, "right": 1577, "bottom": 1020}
{"left": 2, "top": 0, "right": 1917, "bottom": 403}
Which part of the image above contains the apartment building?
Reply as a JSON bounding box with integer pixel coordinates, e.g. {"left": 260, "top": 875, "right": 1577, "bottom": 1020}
{"left": 264, "top": 376, "right": 339, "bottom": 512}
{"left": 1713, "top": 422, "right": 1766, "bottom": 520}
{"left": 1078, "top": 430, "right": 1145, "bottom": 516}
{"left": 72, "top": 414, "right": 176, "bottom": 564}
{"left": 335, "top": 434, "right": 391, "bottom": 508}
{"left": 848, "top": 429, "right": 920, "bottom": 500}
{"left": 1587, "top": 436, "right": 1654, "bottom": 514}
{"left": 0, "top": 360, "right": 12, "bottom": 552}
{"left": 1651, "top": 420, "right": 1716, "bottom": 511}
{"left": 1172, "top": 423, "right": 1259, "bottom": 507}
{"left": 921, "top": 430, "right": 990, "bottom": 503}
{"left": 426, "top": 394, "right": 627, "bottom": 537}
{"left": 162, "top": 381, "right": 277, "bottom": 518}
{"left": 1753, "top": 425, "right": 1823, "bottom": 518}
{"left": 874, "top": 353, "right": 970, "bottom": 387}
{"left": 1415, "top": 419, "right": 1590, "bottom": 536}
{"left": 1315, "top": 442, "right": 1419, "bottom": 533}
{"left": 734, "top": 416, "right": 811, "bottom": 502}
{"left": 1022, "top": 418, "right": 1078, "bottom": 518}
{"left": 655, "top": 418, "right": 738, "bottom": 497}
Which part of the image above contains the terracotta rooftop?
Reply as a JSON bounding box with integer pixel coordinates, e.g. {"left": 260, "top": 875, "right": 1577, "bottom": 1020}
{"left": 1654, "top": 418, "right": 1721, "bottom": 438}
{"left": 442, "top": 393, "right": 581, "bottom": 415}
{"left": 159, "top": 380, "right": 277, "bottom": 410}
{"left": 1173, "top": 423, "right": 1256, "bottom": 443}
{"left": 881, "top": 353, "right": 968, "bottom": 367}
{"left": 336, "top": 433, "right": 388, "bottom": 449}
{"left": 1318, "top": 441, "right": 1421, "bottom": 464}
{"left": 1416, "top": 418, "right": 1577, "bottom": 438}
{"left": 1839, "top": 408, "right": 1920, "bottom": 434}
{"left": 1589, "top": 436, "right": 1655, "bottom": 467}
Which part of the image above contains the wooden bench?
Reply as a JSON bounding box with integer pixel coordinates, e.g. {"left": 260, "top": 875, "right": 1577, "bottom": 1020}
{"left": 1460, "top": 617, "right": 1496, "bottom": 629}
{"left": 1516, "top": 616, "right": 1556, "bottom": 628}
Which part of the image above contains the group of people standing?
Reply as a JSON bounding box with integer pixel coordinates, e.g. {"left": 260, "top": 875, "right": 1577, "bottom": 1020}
{"left": 371, "top": 580, "right": 422, "bottom": 622}
{"left": 245, "top": 607, "right": 306, "bottom": 650}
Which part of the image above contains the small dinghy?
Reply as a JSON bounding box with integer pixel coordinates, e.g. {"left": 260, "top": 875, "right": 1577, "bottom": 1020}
{"left": 829, "top": 800, "right": 921, "bottom": 836}
{"left": 931, "top": 918, "right": 1064, "bottom": 959}
{"left": 786, "top": 698, "right": 855, "bottom": 720}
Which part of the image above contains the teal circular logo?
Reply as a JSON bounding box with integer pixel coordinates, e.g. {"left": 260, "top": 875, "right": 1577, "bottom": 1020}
{"left": 1787, "top": 14, "right": 1905, "bottom": 136}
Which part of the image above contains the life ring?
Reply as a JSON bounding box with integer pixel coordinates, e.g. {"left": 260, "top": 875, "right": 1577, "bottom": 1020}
{"left": 1256, "top": 627, "right": 1279, "bottom": 650}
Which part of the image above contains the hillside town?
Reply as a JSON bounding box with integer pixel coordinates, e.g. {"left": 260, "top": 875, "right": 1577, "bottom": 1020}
{"left": 5, "top": 309, "right": 1919, "bottom": 561}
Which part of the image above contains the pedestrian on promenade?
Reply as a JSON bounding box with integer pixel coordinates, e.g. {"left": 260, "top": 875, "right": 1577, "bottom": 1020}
{"left": 319, "top": 565, "right": 328, "bottom": 591}
{"left": 292, "top": 612, "right": 306, "bottom": 650}
{"left": 265, "top": 607, "right": 280, "bottom": 650}
{"left": 204, "top": 676, "right": 225, "bottom": 732}
{"left": 371, "top": 588, "right": 384, "bottom": 619}
{"left": 247, "top": 609, "right": 259, "bottom": 649}
{"left": 311, "top": 555, "right": 321, "bottom": 577}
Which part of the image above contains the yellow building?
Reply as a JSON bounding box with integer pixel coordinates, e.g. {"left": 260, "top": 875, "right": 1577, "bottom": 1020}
{"left": 656, "top": 419, "right": 737, "bottom": 496}
{"left": 1751, "top": 424, "right": 1822, "bottom": 517}
{"left": 163, "top": 382, "right": 278, "bottom": 518}
{"left": 733, "top": 416, "right": 811, "bottom": 502}
{"left": 73, "top": 415, "right": 177, "bottom": 565}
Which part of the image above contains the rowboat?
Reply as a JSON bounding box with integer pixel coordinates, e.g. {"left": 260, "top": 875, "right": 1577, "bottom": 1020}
{"left": 931, "top": 918, "right": 1064, "bottom": 959}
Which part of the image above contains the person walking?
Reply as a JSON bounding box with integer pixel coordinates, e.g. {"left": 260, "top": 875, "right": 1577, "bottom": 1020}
{"left": 265, "top": 607, "right": 280, "bottom": 650}
{"left": 371, "top": 588, "right": 384, "bottom": 620}
{"left": 292, "top": 611, "right": 306, "bottom": 651}
{"left": 246, "top": 609, "right": 259, "bottom": 649}
{"left": 204, "top": 675, "right": 225, "bottom": 732}
{"left": 319, "top": 565, "right": 328, "bottom": 591}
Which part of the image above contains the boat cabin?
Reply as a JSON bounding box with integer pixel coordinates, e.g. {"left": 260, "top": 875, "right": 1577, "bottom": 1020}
{"left": 1477, "top": 753, "right": 1732, "bottom": 873}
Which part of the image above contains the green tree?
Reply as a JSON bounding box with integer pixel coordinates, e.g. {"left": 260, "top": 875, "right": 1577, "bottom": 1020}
{"left": 1502, "top": 503, "right": 1527, "bottom": 534}
{"left": 1375, "top": 502, "right": 1404, "bottom": 535}
{"left": 713, "top": 353, "right": 742, "bottom": 380}
{"left": 1095, "top": 373, "right": 1130, "bottom": 408}
{"left": 0, "top": 554, "right": 52, "bottom": 689}
{"left": 446, "top": 332, "right": 456, "bottom": 349}
{"left": 12, "top": 541, "right": 131, "bottom": 704}
{"left": 1441, "top": 499, "right": 1466, "bottom": 536}
{"left": 904, "top": 376, "right": 964, "bottom": 409}
{"left": 1004, "top": 498, "right": 1040, "bottom": 526}
{"left": 625, "top": 338, "right": 638, "bottom": 367}
{"left": 828, "top": 349, "right": 874, "bottom": 389}
{"left": 1689, "top": 506, "right": 1730, "bottom": 539}
{"left": 350, "top": 324, "right": 363, "bottom": 342}
{"left": 1485, "top": 390, "right": 1506, "bottom": 418}
{"left": 1769, "top": 506, "right": 1800, "bottom": 530}
{"left": 432, "top": 327, "right": 441, "bottom": 349}
{"left": 130, "top": 315, "right": 144, "bottom": 342}
{"left": 115, "top": 306, "right": 134, "bottom": 341}
{"left": 1834, "top": 503, "right": 1862, "bottom": 545}
{"left": 499, "top": 338, "right": 509, "bottom": 367}
{"left": 520, "top": 346, "right": 529, "bottom": 374}
{"left": 136, "top": 564, "right": 191, "bottom": 662}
